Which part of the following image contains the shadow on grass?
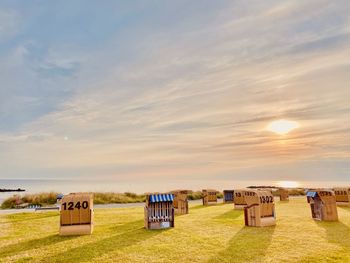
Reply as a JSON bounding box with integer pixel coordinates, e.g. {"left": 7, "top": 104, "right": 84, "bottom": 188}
{"left": 45, "top": 219, "right": 167, "bottom": 262}
{"left": 316, "top": 221, "right": 350, "bottom": 248}
{"left": 191, "top": 203, "right": 225, "bottom": 210}
{"left": 213, "top": 209, "right": 242, "bottom": 221}
{"left": 0, "top": 234, "right": 77, "bottom": 258}
{"left": 207, "top": 225, "right": 275, "bottom": 263}
{"left": 108, "top": 218, "right": 145, "bottom": 231}
{"left": 6, "top": 213, "right": 58, "bottom": 223}
{"left": 174, "top": 212, "right": 189, "bottom": 217}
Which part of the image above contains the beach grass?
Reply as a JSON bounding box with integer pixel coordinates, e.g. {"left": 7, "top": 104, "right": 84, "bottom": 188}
{"left": 1, "top": 192, "right": 147, "bottom": 209}
{"left": 1, "top": 198, "right": 350, "bottom": 262}
{"left": 1, "top": 191, "right": 212, "bottom": 209}
{"left": 1, "top": 192, "right": 59, "bottom": 209}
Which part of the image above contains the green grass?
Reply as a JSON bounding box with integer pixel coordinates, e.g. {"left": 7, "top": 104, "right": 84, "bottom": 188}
{"left": 1, "top": 198, "right": 350, "bottom": 262}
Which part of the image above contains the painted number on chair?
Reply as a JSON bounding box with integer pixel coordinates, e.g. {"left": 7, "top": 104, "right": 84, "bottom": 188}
{"left": 62, "top": 201, "right": 89, "bottom": 210}
{"left": 259, "top": 196, "right": 273, "bottom": 203}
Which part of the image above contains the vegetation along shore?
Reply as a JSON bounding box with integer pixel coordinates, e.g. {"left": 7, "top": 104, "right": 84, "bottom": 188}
{"left": 0, "top": 188, "right": 306, "bottom": 209}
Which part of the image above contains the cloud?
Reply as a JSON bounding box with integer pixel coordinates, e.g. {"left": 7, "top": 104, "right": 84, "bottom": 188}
{"left": 0, "top": 1, "right": 350, "bottom": 187}
{"left": 0, "top": 40, "right": 86, "bottom": 132}
{"left": 0, "top": 9, "right": 20, "bottom": 41}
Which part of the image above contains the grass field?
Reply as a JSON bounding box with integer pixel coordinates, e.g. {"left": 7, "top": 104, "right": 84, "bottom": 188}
{"left": 1, "top": 198, "right": 350, "bottom": 262}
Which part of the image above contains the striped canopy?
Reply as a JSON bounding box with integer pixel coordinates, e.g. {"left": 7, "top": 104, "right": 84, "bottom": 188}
{"left": 149, "top": 194, "right": 174, "bottom": 203}
{"left": 306, "top": 191, "right": 317, "bottom": 197}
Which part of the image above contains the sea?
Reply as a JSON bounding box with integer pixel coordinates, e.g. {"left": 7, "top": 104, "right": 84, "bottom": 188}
{"left": 0, "top": 179, "right": 142, "bottom": 204}
{"left": 0, "top": 178, "right": 348, "bottom": 204}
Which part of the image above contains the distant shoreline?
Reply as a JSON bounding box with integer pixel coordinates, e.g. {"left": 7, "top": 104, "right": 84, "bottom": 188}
{"left": 1, "top": 179, "right": 349, "bottom": 196}
{"left": 0, "top": 188, "right": 25, "bottom": 192}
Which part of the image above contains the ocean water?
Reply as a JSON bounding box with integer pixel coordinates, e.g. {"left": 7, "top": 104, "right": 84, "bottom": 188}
{"left": 0, "top": 179, "right": 138, "bottom": 203}
{"left": 0, "top": 178, "right": 254, "bottom": 204}
{"left": 1, "top": 178, "right": 348, "bottom": 204}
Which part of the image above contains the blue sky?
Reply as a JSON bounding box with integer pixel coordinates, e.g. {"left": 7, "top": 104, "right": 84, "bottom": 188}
{"left": 0, "top": 1, "right": 350, "bottom": 189}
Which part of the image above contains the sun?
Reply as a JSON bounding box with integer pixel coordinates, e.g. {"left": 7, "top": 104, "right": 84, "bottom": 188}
{"left": 277, "top": 181, "right": 300, "bottom": 188}
{"left": 267, "top": 119, "right": 299, "bottom": 135}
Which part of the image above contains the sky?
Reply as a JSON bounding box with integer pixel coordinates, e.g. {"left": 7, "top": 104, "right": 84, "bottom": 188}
{"left": 0, "top": 1, "right": 350, "bottom": 191}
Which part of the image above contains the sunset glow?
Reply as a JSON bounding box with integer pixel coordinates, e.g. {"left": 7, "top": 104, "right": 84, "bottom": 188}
{"left": 277, "top": 181, "right": 300, "bottom": 188}
{"left": 267, "top": 120, "right": 299, "bottom": 135}
{"left": 0, "top": 1, "right": 349, "bottom": 189}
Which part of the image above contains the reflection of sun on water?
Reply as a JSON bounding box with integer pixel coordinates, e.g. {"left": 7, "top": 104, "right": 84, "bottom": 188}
{"left": 267, "top": 119, "right": 299, "bottom": 135}
{"left": 277, "top": 181, "right": 300, "bottom": 188}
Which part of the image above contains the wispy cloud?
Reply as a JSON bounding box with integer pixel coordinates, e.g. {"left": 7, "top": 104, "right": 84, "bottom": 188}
{"left": 0, "top": 1, "right": 349, "bottom": 188}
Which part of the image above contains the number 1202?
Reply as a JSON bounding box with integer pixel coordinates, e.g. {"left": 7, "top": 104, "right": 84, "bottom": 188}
{"left": 62, "top": 201, "right": 89, "bottom": 210}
